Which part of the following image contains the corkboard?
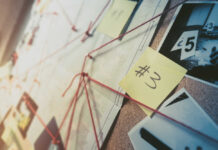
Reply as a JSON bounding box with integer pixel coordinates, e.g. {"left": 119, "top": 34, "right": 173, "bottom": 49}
{"left": 103, "top": 0, "right": 218, "bottom": 149}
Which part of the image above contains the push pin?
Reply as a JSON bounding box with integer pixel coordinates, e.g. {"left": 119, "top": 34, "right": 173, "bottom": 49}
{"left": 85, "top": 30, "right": 91, "bottom": 37}
{"left": 81, "top": 31, "right": 92, "bottom": 42}
{"left": 48, "top": 143, "right": 59, "bottom": 150}
{"left": 87, "top": 54, "right": 93, "bottom": 59}
{"left": 72, "top": 25, "right": 78, "bottom": 32}
{"left": 82, "top": 72, "right": 88, "bottom": 77}
{"left": 48, "top": 140, "right": 61, "bottom": 150}
{"left": 81, "top": 22, "right": 93, "bottom": 42}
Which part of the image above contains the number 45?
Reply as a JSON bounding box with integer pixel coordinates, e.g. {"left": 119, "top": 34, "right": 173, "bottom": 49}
{"left": 171, "top": 30, "right": 199, "bottom": 60}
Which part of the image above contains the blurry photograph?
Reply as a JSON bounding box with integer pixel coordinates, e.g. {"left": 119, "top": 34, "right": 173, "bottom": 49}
{"left": 158, "top": 1, "right": 218, "bottom": 87}
{"left": 0, "top": 107, "right": 35, "bottom": 150}
{"left": 16, "top": 93, "right": 38, "bottom": 138}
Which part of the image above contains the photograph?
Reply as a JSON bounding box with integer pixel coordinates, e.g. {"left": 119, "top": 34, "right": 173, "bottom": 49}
{"left": 0, "top": 107, "right": 35, "bottom": 150}
{"left": 128, "top": 88, "right": 218, "bottom": 150}
{"left": 158, "top": 1, "right": 218, "bottom": 87}
{"left": 16, "top": 92, "right": 38, "bottom": 138}
{"left": 34, "top": 117, "right": 64, "bottom": 150}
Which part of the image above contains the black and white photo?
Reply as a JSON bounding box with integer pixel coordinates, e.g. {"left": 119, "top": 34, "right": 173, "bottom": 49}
{"left": 158, "top": 1, "right": 218, "bottom": 87}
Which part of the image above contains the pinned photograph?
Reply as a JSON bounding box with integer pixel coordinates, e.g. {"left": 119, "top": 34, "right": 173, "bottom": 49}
{"left": 158, "top": 1, "right": 218, "bottom": 87}
{"left": 16, "top": 92, "right": 38, "bottom": 138}
{"left": 128, "top": 88, "right": 218, "bottom": 150}
{"left": 0, "top": 93, "right": 38, "bottom": 150}
{"left": 0, "top": 107, "right": 35, "bottom": 150}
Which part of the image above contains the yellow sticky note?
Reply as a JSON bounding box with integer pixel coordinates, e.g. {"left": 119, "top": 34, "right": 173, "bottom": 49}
{"left": 98, "top": 0, "right": 137, "bottom": 38}
{"left": 119, "top": 47, "right": 187, "bottom": 116}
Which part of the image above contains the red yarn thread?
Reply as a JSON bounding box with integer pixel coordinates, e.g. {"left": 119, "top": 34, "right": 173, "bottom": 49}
{"left": 84, "top": 79, "right": 100, "bottom": 150}
{"left": 86, "top": 75, "right": 218, "bottom": 144}
{"left": 81, "top": 0, "right": 112, "bottom": 42}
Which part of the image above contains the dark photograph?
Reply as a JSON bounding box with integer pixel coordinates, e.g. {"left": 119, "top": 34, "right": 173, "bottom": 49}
{"left": 158, "top": 1, "right": 218, "bottom": 87}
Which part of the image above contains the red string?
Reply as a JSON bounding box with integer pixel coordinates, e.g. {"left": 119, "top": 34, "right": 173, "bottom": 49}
{"left": 55, "top": 2, "right": 190, "bottom": 149}
{"left": 23, "top": 97, "right": 57, "bottom": 143}
{"left": 56, "top": 0, "right": 74, "bottom": 27}
{"left": 64, "top": 100, "right": 77, "bottom": 150}
{"left": 61, "top": 57, "right": 90, "bottom": 149}
{"left": 62, "top": 73, "right": 82, "bottom": 97}
{"left": 84, "top": 79, "right": 100, "bottom": 150}
{"left": 64, "top": 75, "right": 86, "bottom": 150}
{"left": 86, "top": 75, "right": 218, "bottom": 144}
{"left": 54, "top": 72, "right": 87, "bottom": 148}
{"left": 14, "top": 81, "right": 57, "bottom": 143}
{"left": 12, "top": 23, "right": 84, "bottom": 149}
{"left": 72, "top": 0, "right": 86, "bottom": 32}
{"left": 56, "top": 0, "right": 86, "bottom": 31}
{"left": 88, "top": 0, "right": 188, "bottom": 57}
{"left": 54, "top": 77, "right": 84, "bottom": 140}
{"left": 56, "top": 55, "right": 89, "bottom": 149}
{"left": 81, "top": 0, "right": 112, "bottom": 42}
{"left": 90, "top": 0, "right": 111, "bottom": 30}
{"left": 29, "top": 33, "right": 49, "bottom": 93}
{"left": 25, "top": 0, "right": 215, "bottom": 148}
{"left": 81, "top": 22, "right": 93, "bottom": 42}
{"left": 19, "top": 0, "right": 187, "bottom": 79}
{"left": 18, "top": 32, "right": 84, "bottom": 77}
{"left": 53, "top": 57, "right": 90, "bottom": 147}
